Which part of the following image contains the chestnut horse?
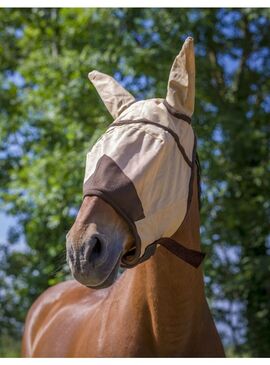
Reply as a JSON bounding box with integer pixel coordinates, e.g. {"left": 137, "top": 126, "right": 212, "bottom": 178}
{"left": 22, "top": 38, "right": 225, "bottom": 357}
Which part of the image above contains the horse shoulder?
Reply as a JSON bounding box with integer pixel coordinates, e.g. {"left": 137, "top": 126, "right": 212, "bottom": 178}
{"left": 21, "top": 279, "right": 103, "bottom": 357}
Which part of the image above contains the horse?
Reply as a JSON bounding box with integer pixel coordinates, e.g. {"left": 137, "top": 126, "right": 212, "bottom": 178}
{"left": 22, "top": 37, "right": 225, "bottom": 357}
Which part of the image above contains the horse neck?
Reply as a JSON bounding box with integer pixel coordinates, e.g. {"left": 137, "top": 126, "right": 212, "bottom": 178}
{"left": 123, "top": 168, "right": 207, "bottom": 348}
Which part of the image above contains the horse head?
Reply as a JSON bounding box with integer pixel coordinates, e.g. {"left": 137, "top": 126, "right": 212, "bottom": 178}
{"left": 66, "top": 37, "right": 201, "bottom": 289}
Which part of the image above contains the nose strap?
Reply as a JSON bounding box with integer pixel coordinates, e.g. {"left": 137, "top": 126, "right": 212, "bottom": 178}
{"left": 152, "top": 238, "right": 205, "bottom": 268}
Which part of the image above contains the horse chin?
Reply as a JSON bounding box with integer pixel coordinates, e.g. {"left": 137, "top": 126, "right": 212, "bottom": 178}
{"left": 85, "top": 256, "right": 121, "bottom": 290}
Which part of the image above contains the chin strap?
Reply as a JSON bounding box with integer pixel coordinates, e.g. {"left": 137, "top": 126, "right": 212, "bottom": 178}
{"left": 122, "top": 238, "right": 206, "bottom": 269}
{"left": 154, "top": 238, "right": 206, "bottom": 268}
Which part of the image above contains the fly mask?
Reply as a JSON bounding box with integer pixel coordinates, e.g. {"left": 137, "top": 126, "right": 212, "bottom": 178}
{"left": 83, "top": 37, "right": 205, "bottom": 269}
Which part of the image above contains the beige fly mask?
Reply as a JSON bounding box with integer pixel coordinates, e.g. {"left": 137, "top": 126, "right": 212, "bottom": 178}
{"left": 83, "top": 37, "right": 205, "bottom": 269}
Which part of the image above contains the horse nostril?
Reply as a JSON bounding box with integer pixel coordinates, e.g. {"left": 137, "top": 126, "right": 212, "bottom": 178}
{"left": 86, "top": 236, "right": 103, "bottom": 263}
{"left": 91, "top": 237, "right": 102, "bottom": 261}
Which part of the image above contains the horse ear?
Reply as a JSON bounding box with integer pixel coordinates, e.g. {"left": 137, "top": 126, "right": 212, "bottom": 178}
{"left": 166, "top": 37, "right": 195, "bottom": 118}
{"left": 88, "top": 70, "right": 135, "bottom": 119}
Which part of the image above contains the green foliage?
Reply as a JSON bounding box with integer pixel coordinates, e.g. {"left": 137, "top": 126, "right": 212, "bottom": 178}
{"left": 0, "top": 8, "right": 269, "bottom": 357}
{"left": 0, "top": 335, "right": 21, "bottom": 357}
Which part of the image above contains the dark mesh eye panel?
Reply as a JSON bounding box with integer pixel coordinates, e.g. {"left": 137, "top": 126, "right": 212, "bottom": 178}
{"left": 83, "top": 154, "right": 145, "bottom": 222}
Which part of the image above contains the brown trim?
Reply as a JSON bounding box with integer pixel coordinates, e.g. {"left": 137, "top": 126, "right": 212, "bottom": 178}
{"left": 84, "top": 155, "right": 145, "bottom": 222}
{"left": 163, "top": 100, "right": 192, "bottom": 124}
{"left": 154, "top": 238, "right": 205, "bottom": 268}
{"left": 186, "top": 134, "right": 197, "bottom": 215}
{"left": 111, "top": 119, "right": 192, "bottom": 168}
{"left": 195, "top": 152, "right": 202, "bottom": 211}
{"left": 121, "top": 242, "right": 157, "bottom": 268}
{"left": 118, "top": 99, "right": 137, "bottom": 117}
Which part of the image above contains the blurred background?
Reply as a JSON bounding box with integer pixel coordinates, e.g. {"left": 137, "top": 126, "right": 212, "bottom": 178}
{"left": 0, "top": 8, "right": 269, "bottom": 357}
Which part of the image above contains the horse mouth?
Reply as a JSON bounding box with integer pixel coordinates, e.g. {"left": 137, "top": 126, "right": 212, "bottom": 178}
{"left": 86, "top": 256, "right": 121, "bottom": 289}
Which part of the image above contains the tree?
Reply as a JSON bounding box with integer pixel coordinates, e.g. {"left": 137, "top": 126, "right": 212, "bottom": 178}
{"left": 0, "top": 8, "right": 269, "bottom": 356}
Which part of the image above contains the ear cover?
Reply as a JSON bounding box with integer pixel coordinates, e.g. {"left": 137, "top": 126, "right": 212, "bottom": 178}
{"left": 166, "top": 37, "right": 195, "bottom": 118}
{"left": 88, "top": 70, "right": 136, "bottom": 119}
